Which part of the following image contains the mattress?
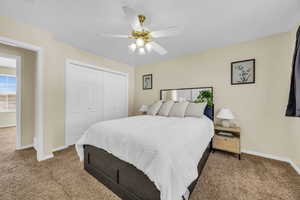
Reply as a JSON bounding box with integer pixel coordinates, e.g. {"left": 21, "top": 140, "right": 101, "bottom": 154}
{"left": 76, "top": 115, "right": 214, "bottom": 200}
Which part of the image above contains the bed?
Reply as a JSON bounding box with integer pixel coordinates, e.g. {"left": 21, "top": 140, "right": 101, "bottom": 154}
{"left": 76, "top": 87, "right": 214, "bottom": 200}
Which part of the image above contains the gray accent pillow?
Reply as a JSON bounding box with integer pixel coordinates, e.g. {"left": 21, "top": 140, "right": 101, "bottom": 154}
{"left": 147, "top": 100, "right": 163, "bottom": 115}
{"left": 169, "top": 101, "right": 189, "bottom": 117}
{"left": 185, "top": 102, "right": 207, "bottom": 118}
{"left": 158, "top": 100, "right": 174, "bottom": 116}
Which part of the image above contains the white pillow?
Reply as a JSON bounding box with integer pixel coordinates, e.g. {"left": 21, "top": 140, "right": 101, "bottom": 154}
{"left": 147, "top": 100, "right": 163, "bottom": 115}
{"left": 158, "top": 100, "right": 174, "bottom": 116}
{"left": 185, "top": 102, "right": 207, "bottom": 118}
{"left": 169, "top": 101, "right": 189, "bottom": 117}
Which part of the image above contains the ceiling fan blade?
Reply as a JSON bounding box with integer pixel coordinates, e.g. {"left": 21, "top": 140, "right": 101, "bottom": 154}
{"left": 122, "top": 6, "right": 142, "bottom": 31}
{"left": 99, "top": 34, "right": 129, "bottom": 38}
{"left": 150, "top": 41, "right": 167, "bottom": 55}
{"left": 150, "top": 26, "right": 182, "bottom": 38}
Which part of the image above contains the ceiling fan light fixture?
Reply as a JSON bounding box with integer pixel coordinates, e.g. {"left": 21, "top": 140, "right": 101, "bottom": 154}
{"left": 145, "top": 43, "right": 152, "bottom": 52}
{"left": 138, "top": 47, "right": 146, "bottom": 55}
{"left": 136, "top": 38, "right": 145, "bottom": 47}
{"left": 129, "top": 43, "right": 137, "bottom": 52}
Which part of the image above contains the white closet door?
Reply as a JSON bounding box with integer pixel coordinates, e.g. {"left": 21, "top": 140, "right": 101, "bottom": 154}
{"left": 66, "top": 63, "right": 104, "bottom": 145}
{"left": 103, "top": 72, "right": 128, "bottom": 120}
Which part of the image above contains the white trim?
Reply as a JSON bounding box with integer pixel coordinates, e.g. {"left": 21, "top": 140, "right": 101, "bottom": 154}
{"left": 242, "top": 149, "right": 289, "bottom": 162}
{"left": 0, "top": 36, "right": 42, "bottom": 52}
{"left": 35, "top": 49, "right": 44, "bottom": 161}
{"left": 66, "top": 59, "right": 128, "bottom": 77}
{"left": 38, "top": 153, "right": 54, "bottom": 161}
{"left": 290, "top": 160, "right": 300, "bottom": 175}
{"left": 52, "top": 145, "right": 69, "bottom": 152}
{"left": 64, "top": 59, "right": 129, "bottom": 147}
{"left": 0, "top": 36, "right": 44, "bottom": 162}
{"left": 33, "top": 136, "right": 38, "bottom": 151}
{"left": 16, "top": 144, "right": 33, "bottom": 150}
{"left": 242, "top": 149, "right": 300, "bottom": 175}
{"left": 16, "top": 56, "right": 21, "bottom": 151}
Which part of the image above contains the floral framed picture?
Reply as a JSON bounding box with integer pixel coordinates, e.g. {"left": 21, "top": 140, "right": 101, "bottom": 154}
{"left": 143, "top": 74, "right": 152, "bottom": 90}
{"left": 231, "top": 59, "right": 255, "bottom": 85}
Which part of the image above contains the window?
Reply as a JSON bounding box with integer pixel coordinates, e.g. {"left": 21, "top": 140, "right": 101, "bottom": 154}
{"left": 0, "top": 74, "right": 16, "bottom": 112}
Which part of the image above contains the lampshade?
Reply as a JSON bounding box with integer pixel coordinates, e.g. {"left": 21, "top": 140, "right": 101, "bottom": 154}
{"left": 139, "top": 105, "right": 149, "bottom": 112}
{"left": 217, "top": 108, "right": 234, "bottom": 120}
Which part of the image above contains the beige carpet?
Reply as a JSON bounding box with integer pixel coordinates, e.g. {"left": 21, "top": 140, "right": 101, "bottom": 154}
{"left": 0, "top": 127, "right": 299, "bottom": 200}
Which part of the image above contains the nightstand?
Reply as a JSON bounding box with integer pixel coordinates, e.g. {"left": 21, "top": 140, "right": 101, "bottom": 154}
{"left": 212, "top": 125, "right": 241, "bottom": 160}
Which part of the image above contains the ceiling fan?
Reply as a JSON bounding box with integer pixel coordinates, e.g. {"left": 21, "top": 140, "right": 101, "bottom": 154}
{"left": 101, "top": 6, "right": 182, "bottom": 55}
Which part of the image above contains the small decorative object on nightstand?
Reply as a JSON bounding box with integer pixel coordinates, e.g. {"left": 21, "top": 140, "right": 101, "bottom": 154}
{"left": 213, "top": 125, "right": 241, "bottom": 160}
{"left": 139, "top": 105, "right": 148, "bottom": 115}
{"left": 216, "top": 108, "right": 234, "bottom": 128}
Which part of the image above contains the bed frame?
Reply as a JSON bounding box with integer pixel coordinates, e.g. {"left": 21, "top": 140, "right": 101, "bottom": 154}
{"left": 84, "top": 141, "right": 212, "bottom": 200}
{"left": 84, "top": 87, "right": 214, "bottom": 200}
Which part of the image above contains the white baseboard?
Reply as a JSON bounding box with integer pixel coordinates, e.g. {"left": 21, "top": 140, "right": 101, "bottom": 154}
{"left": 35, "top": 145, "right": 69, "bottom": 162}
{"left": 242, "top": 149, "right": 300, "bottom": 175}
{"left": 242, "top": 149, "right": 290, "bottom": 162}
{"left": 289, "top": 160, "right": 300, "bottom": 174}
{"left": 33, "top": 137, "right": 38, "bottom": 151}
{"left": 52, "top": 145, "right": 69, "bottom": 152}
{"left": 16, "top": 144, "right": 33, "bottom": 150}
{"left": 37, "top": 153, "right": 54, "bottom": 161}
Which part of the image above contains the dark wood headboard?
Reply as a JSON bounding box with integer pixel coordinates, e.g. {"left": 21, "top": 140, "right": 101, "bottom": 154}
{"left": 160, "top": 87, "right": 214, "bottom": 120}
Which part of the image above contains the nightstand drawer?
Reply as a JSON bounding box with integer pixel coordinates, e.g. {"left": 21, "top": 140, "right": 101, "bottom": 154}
{"left": 213, "top": 135, "right": 240, "bottom": 153}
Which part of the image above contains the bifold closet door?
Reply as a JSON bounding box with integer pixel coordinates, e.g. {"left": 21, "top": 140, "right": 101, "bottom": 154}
{"left": 103, "top": 71, "right": 128, "bottom": 120}
{"left": 66, "top": 63, "right": 104, "bottom": 146}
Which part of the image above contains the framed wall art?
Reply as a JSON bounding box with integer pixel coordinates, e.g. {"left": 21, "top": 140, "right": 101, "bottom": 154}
{"left": 231, "top": 59, "right": 255, "bottom": 85}
{"left": 143, "top": 74, "right": 152, "bottom": 90}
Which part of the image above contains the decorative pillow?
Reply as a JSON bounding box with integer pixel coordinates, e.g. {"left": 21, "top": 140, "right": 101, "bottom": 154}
{"left": 169, "top": 101, "right": 189, "bottom": 117}
{"left": 147, "top": 100, "right": 163, "bottom": 115}
{"left": 158, "top": 100, "right": 174, "bottom": 116}
{"left": 185, "top": 102, "right": 207, "bottom": 118}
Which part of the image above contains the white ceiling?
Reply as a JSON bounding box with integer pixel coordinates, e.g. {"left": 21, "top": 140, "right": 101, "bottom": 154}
{"left": 0, "top": 0, "right": 299, "bottom": 66}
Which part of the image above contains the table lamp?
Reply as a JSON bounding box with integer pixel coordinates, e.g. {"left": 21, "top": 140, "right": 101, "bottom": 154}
{"left": 217, "top": 108, "right": 234, "bottom": 128}
{"left": 139, "top": 105, "right": 148, "bottom": 114}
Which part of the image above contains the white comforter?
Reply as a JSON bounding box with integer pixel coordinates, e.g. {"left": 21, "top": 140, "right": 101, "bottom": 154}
{"left": 76, "top": 115, "right": 214, "bottom": 200}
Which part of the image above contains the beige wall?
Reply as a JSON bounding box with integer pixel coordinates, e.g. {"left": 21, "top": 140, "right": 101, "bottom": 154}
{"left": 0, "top": 16, "right": 135, "bottom": 156}
{"left": 0, "top": 46, "right": 36, "bottom": 146}
{"left": 135, "top": 29, "right": 300, "bottom": 169}
{"left": 0, "top": 66, "right": 16, "bottom": 128}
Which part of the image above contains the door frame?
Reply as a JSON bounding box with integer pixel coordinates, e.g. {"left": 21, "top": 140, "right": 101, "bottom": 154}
{"left": 0, "top": 36, "right": 45, "bottom": 161}
{"left": 65, "top": 59, "right": 129, "bottom": 146}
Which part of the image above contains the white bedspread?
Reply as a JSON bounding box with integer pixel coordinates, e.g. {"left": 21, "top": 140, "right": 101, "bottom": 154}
{"left": 76, "top": 115, "right": 214, "bottom": 200}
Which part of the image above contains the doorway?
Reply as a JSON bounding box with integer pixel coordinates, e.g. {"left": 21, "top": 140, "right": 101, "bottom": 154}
{"left": 0, "top": 53, "right": 21, "bottom": 149}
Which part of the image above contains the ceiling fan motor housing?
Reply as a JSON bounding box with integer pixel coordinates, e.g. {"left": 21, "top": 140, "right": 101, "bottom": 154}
{"left": 138, "top": 15, "right": 146, "bottom": 25}
{"left": 129, "top": 15, "right": 151, "bottom": 43}
{"left": 131, "top": 30, "right": 150, "bottom": 40}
